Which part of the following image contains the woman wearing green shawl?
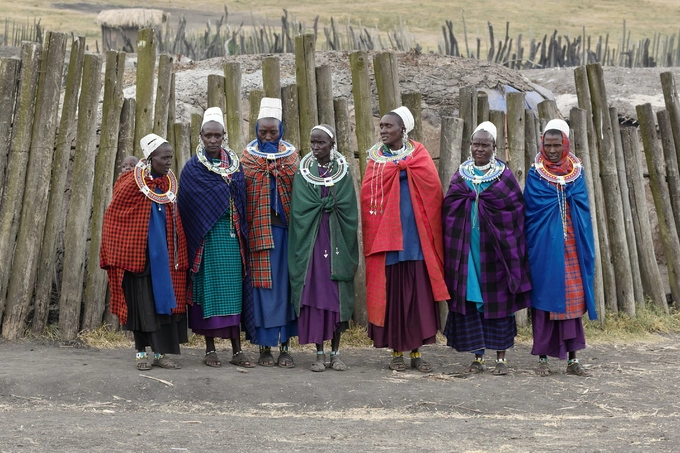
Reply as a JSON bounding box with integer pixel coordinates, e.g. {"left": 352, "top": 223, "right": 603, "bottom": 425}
{"left": 288, "top": 125, "right": 359, "bottom": 372}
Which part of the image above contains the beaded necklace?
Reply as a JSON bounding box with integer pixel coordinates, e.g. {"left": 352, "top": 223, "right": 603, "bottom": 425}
{"left": 458, "top": 158, "right": 506, "bottom": 184}
{"left": 133, "top": 160, "right": 178, "bottom": 205}
{"left": 196, "top": 143, "right": 239, "bottom": 183}
{"left": 299, "top": 150, "right": 349, "bottom": 187}
{"left": 245, "top": 139, "right": 297, "bottom": 219}
{"left": 533, "top": 152, "right": 583, "bottom": 241}
{"left": 367, "top": 141, "right": 415, "bottom": 215}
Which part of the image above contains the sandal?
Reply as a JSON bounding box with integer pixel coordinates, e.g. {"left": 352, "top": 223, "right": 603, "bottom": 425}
{"left": 566, "top": 360, "right": 590, "bottom": 376}
{"left": 535, "top": 358, "right": 551, "bottom": 376}
{"left": 228, "top": 351, "right": 255, "bottom": 368}
{"left": 258, "top": 347, "right": 275, "bottom": 367}
{"left": 411, "top": 357, "right": 433, "bottom": 373}
{"left": 136, "top": 352, "right": 151, "bottom": 371}
{"left": 310, "top": 353, "right": 326, "bottom": 372}
{"left": 492, "top": 359, "right": 508, "bottom": 375}
{"left": 330, "top": 353, "right": 347, "bottom": 371}
{"left": 277, "top": 350, "right": 295, "bottom": 368}
{"left": 389, "top": 355, "right": 406, "bottom": 372}
{"left": 153, "top": 355, "right": 181, "bottom": 369}
{"left": 468, "top": 358, "right": 485, "bottom": 374}
{"left": 203, "top": 350, "right": 222, "bottom": 368}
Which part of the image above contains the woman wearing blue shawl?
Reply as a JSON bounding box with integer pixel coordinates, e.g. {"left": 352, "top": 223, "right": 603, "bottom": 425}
{"left": 524, "top": 119, "right": 596, "bottom": 377}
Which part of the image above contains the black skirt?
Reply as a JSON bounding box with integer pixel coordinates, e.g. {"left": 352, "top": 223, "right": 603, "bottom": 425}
{"left": 122, "top": 261, "right": 187, "bottom": 354}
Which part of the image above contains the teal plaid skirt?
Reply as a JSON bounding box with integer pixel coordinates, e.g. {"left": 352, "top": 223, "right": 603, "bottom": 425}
{"left": 193, "top": 214, "right": 243, "bottom": 318}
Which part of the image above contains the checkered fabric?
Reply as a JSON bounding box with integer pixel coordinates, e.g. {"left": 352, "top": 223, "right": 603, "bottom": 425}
{"left": 100, "top": 171, "right": 189, "bottom": 325}
{"left": 241, "top": 145, "right": 299, "bottom": 288}
{"left": 442, "top": 166, "right": 532, "bottom": 318}
{"left": 444, "top": 311, "right": 517, "bottom": 352}
{"left": 551, "top": 201, "right": 586, "bottom": 320}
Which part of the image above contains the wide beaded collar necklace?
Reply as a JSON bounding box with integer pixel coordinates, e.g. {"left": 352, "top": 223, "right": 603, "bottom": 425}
{"left": 299, "top": 150, "right": 349, "bottom": 187}
{"left": 134, "top": 160, "right": 178, "bottom": 204}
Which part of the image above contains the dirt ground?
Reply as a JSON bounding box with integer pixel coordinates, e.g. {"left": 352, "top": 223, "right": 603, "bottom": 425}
{"left": 1, "top": 335, "right": 679, "bottom": 452}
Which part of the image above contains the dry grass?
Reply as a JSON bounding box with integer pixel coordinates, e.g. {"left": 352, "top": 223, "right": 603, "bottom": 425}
{"left": 65, "top": 304, "right": 680, "bottom": 350}
{"left": 3, "top": 0, "right": 679, "bottom": 52}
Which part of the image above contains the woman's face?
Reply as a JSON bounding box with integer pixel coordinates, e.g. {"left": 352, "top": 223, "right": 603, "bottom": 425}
{"left": 149, "top": 143, "right": 173, "bottom": 175}
{"left": 257, "top": 118, "right": 281, "bottom": 143}
{"left": 310, "top": 129, "right": 333, "bottom": 164}
{"left": 543, "top": 132, "right": 564, "bottom": 163}
{"left": 200, "top": 121, "right": 225, "bottom": 156}
{"left": 470, "top": 130, "right": 495, "bottom": 166}
{"left": 379, "top": 114, "right": 404, "bottom": 149}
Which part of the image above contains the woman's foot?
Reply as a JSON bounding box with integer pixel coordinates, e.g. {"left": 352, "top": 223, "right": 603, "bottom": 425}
{"left": 389, "top": 354, "right": 406, "bottom": 372}
{"left": 258, "top": 347, "right": 275, "bottom": 367}
{"left": 277, "top": 350, "right": 295, "bottom": 368}
{"left": 228, "top": 350, "right": 254, "bottom": 368}
{"left": 330, "top": 352, "right": 347, "bottom": 371}
{"left": 153, "top": 354, "right": 181, "bottom": 369}
{"left": 566, "top": 359, "right": 590, "bottom": 376}
{"left": 203, "top": 350, "right": 221, "bottom": 368}
{"left": 310, "top": 353, "right": 326, "bottom": 372}
{"left": 492, "top": 359, "right": 508, "bottom": 375}
{"left": 410, "top": 351, "right": 433, "bottom": 373}
{"left": 136, "top": 352, "right": 151, "bottom": 371}
{"left": 535, "top": 358, "right": 551, "bottom": 376}
{"left": 468, "top": 358, "right": 485, "bottom": 374}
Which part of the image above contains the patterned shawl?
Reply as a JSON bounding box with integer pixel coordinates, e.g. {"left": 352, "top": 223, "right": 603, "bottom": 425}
{"left": 177, "top": 148, "right": 254, "bottom": 337}
{"left": 524, "top": 167, "right": 597, "bottom": 320}
{"left": 288, "top": 165, "right": 359, "bottom": 322}
{"left": 360, "top": 141, "right": 450, "bottom": 326}
{"left": 100, "top": 171, "right": 188, "bottom": 325}
{"left": 442, "top": 166, "right": 531, "bottom": 318}
{"left": 241, "top": 142, "right": 299, "bottom": 288}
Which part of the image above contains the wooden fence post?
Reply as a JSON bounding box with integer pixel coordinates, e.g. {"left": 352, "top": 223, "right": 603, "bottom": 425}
{"left": 117, "top": 98, "right": 136, "bottom": 171}
{"left": 190, "top": 113, "right": 202, "bottom": 154}
{"left": 262, "top": 55, "right": 281, "bottom": 99}
{"left": 2, "top": 32, "right": 68, "bottom": 340}
{"left": 459, "top": 86, "right": 478, "bottom": 162}
{"left": 208, "top": 73, "right": 227, "bottom": 125}
{"left": 0, "top": 42, "right": 41, "bottom": 326}
{"left": 349, "top": 51, "right": 375, "bottom": 178}
{"left": 31, "top": 36, "right": 86, "bottom": 335}
{"left": 153, "top": 54, "right": 173, "bottom": 137}
{"left": 570, "top": 107, "right": 606, "bottom": 321}
{"left": 658, "top": 110, "right": 680, "bottom": 236}
{"left": 524, "top": 109, "right": 538, "bottom": 180}
{"left": 295, "top": 33, "right": 318, "bottom": 154}
{"left": 57, "top": 53, "right": 103, "bottom": 340}
{"left": 316, "top": 64, "right": 335, "bottom": 131}
{"left": 249, "top": 88, "right": 265, "bottom": 142}
{"left": 637, "top": 102, "right": 680, "bottom": 306}
{"left": 660, "top": 72, "right": 680, "bottom": 172}
{"left": 610, "top": 107, "right": 644, "bottom": 308}
{"left": 489, "top": 110, "right": 506, "bottom": 162}
{"left": 335, "top": 96, "right": 367, "bottom": 326}
{"left": 281, "top": 84, "right": 301, "bottom": 149}
{"left": 620, "top": 126, "right": 669, "bottom": 312}
{"left": 574, "top": 65, "right": 617, "bottom": 313}
{"left": 587, "top": 63, "right": 634, "bottom": 315}
{"left": 401, "top": 92, "right": 422, "bottom": 143}
{"left": 477, "top": 91, "right": 489, "bottom": 124}
{"left": 373, "top": 51, "right": 400, "bottom": 116}
{"left": 224, "top": 62, "right": 244, "bottom": 152}
{"left": 537, "top": 99, "right": 561, "bottom": 121}
{"left": 133, "top": 28, "right": 156, "bottom": 157}
{"left": 166, "top": 73, "right": 176, "bottom": 152}
{"left": 82, "top": 50, "right": 127, "bottom": 332}
{"left": 0, "top": 58, "right": 20, "bottom": 202}
{"left": 174, "top": 122, "right": 191, "bottom": 177}
{"left": 437, "top": 116, "right": 464, "bottom": 329}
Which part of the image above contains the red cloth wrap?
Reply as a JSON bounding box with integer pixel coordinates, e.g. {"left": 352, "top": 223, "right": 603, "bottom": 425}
{"left": 360, "top": 141, "right": 450, "bottom": 326}
{"left": 100, "top": 171, "right": 189, "bottom": 325}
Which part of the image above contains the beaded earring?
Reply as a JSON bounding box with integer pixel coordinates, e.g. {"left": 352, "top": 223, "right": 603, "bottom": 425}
{"left": 402, "top": 130, "right": 409, "bottom": 146}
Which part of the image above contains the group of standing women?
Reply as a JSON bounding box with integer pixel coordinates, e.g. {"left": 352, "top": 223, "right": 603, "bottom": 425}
{"left": 101, "top": 96, "right": 595, "bottom": 377}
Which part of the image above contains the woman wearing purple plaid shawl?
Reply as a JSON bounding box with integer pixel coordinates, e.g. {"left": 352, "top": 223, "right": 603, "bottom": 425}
{"left": 442, "top": 122, "right": 532, "bottom": 375}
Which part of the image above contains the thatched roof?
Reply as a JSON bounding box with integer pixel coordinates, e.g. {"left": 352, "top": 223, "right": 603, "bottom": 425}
{"left": 95, "top": 9, "right": 169, "bottom": 29}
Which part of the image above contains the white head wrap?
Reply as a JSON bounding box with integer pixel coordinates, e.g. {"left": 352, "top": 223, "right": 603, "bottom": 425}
{"left": 202, "top": 107, "right": 225, "bottom": 129}
{"left": 391, "top": 106, "right": 415, "bottom": 133}
{"left": 311, "top": 125, "right": 335, "bottom": 140}
{"left": 258, "top": 97, "right": 283, "bottom": 121}
{"left": 140, "top": 133, "right": 168, "bottom": 159}
{"left": 472, "top": 121, "right": 497, "bottom": 143}
{"left": 544, "top": 119, "right": 570, "bottom": 137}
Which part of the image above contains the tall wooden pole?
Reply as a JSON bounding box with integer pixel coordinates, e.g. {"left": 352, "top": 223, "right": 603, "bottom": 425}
{"left": 0, "top": 42, "right": 41, "bottom": 326}
{"left": 373, "top": 51, "right": 400, "bottom": 116}
{"left": 349, "top": 51, "right": 375, "bottom": 178}
{"left": 57, "top": 53, "right": 103, "bottom": 340}
{"left": 315, "top": 65, "right": 335, "bottom": 131}
{"left": 174, "top": 122, "right": 191, "bottom": 177}
{"left": 224, "top": 62, "right": 244, "bottom": 152}
{"left": 207, "top": 74, "right": 227, "bottom": 124}
{"left": 570, "top": 107, "right": 606, "bottom": 321}
{"left": 82, "top": 50, "right": 127, "bottom": 331}
{"left": 133, "top": 28, "right": 156, "bottom": 157}
{"left": 295, "top": 33, "right": 318, "bottom": 154}
{"left": 152, "top": 54, "right": 173, "bottom": 137}
{"left": 620, "top": 126, "right": 668, "bottom": 312}
{"left": 658, "top": 110, "right": 680, "bottom": 236}
{"left": 31, "top": 36, "right": 86, "bottom": 335}
{"left": 249, "top": 88, "right": 265, "bottom": 142}
{"left": 262, "top": 55, "right": 281, "bottom": 99}
{"left": 524, "top": 109, "right": 538, "bottom": 180}
{"left": 537, "top": 99, "right": 561, "bottom": 121}
{"left": 489, "top": 110, "right": 506, "bottom": 162}
{"left": 637, "top": 103, "right": 680, "bottom": 306}
{"left": 477, "top": 91, "right": 489, "bottom": 124}
{"left": 459, "top": 86, "right": 478, "bottom": 163}
{"left": 0, "top": 58, "right": 20, "bottom": 202}
{"left": 190, "top": 113, "right": 202, "bottom": 154}
{"left": 401, "top": 92, "right": 422, "bottom": 143}
{"left": 660, "top": 72, "right": 680, "bottom": 173}
{"left": 281, "top": 84, "right": 301, "bottom": 150}
{"left": 2, "top": 33, "right": 68, "bottom": 340}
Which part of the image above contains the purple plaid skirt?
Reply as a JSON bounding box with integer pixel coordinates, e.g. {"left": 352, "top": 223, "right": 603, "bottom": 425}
{"left": 444, "top": 310, "right": 516, "bottom": 352}
{"left": 531, "top": 308, "right": 586, "bottom": 359}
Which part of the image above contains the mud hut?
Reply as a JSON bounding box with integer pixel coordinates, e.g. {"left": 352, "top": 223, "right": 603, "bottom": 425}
{"left": 95, "top": 8, "right": 169, "bottom": 52}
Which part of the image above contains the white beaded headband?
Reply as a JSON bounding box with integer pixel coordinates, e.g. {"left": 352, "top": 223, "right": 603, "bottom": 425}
{"left": 311, "top": 125, "right": 335, "bottom": 141}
